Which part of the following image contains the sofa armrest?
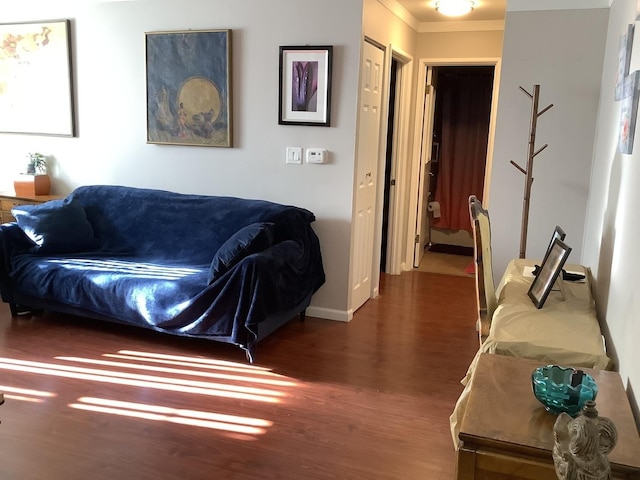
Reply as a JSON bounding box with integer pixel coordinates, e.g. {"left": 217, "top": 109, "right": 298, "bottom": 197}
{"left": 0, "top": 223, "right": 36, "bottom": 298}
{"left": 0, "top": 223, "right": 35, "bottom": 260}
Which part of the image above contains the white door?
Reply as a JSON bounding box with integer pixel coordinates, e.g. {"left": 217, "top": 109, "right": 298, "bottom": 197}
{"left": 351, "top": 41, "right": 385, "bottom": 312}
{"left": 413, "top": 68, "right": 436, "bottom": 267}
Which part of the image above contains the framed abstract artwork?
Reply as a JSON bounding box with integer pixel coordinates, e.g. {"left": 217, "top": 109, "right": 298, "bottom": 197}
{"left": 619, "top": 70, "right": 640, "bottom": 154}
{"left": 616, "top": 24, "right": 635, "bottom": 100}
{"left": 0, "top": 19, "right": 75, "bottom": 136}
{"left": 145, "top": 29, "right": 232, "bottom": 147}
{"left": 278, "top": 45, "right": 333, "bottom": 127}
{"left": 528, "top": 238, "right": 572, "bottom": 309}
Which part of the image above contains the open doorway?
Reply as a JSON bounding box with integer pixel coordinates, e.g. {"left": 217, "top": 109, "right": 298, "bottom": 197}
{"left": 381, "top": 58, "right": 399, "bottom": 271}
{"left": 413, "top": 64, "right": 496, "bottom": 274}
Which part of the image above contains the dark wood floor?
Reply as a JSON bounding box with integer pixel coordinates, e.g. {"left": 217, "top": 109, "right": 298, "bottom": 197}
{"left": 0, "top": 271, "right": 478, "bottom": 480}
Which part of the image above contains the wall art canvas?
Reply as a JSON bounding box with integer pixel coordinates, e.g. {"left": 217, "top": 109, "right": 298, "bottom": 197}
{"left": 0, "top": 19, "right": 75, "bottom": 136}
{"left": 619, "top": 70, "right": 640, "bottom": 154}
{"left": 616, "top": 24, "right": 634, "bottom": 100}
{"left": 146, "top": 29, "right": 232, "bottom": 147}
{"left": 279, "top": 46, "right": 332, "bottom": 126}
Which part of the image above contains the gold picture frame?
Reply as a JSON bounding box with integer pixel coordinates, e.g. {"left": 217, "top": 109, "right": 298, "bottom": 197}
{"left": 145, "top": 29, "right": 232, "bottom": 147}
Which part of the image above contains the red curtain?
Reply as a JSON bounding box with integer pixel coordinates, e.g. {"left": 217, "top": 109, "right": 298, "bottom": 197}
{"left": 432, "top": 68, "right": 493, "bottom": 233}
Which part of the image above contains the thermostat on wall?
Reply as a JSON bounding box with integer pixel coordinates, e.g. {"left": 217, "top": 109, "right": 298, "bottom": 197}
{"left": 306, "top": 148, "right": 328, "bottom": 164}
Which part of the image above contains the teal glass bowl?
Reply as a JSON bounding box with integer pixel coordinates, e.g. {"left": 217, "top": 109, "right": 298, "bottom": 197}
{"left": 531, "top": 365, "right": 598, "bottom": 416}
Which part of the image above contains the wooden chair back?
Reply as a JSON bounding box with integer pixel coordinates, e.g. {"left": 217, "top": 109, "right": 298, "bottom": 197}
{"left": 469, "top": 195, "right": 497, "bottom": 345}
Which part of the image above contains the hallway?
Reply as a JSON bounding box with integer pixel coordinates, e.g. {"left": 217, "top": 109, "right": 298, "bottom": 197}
{"left": 415, "top": 249, "right": 474, "bottom": 278}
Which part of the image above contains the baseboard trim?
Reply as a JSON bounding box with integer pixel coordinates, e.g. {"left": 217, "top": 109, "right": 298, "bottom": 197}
{"left": 306, "top": 306, "right": 352, "bottom": 322}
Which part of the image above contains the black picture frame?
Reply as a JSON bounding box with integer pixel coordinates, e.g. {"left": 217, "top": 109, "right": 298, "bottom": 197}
{"left": 278, "top": 45, "right": 333, "bottom": 127}
{"left": 544, "top": 225, "right": 566, "bottom": 258}
{"left": 528, "top": 238, "right": 572, "bottom": 309}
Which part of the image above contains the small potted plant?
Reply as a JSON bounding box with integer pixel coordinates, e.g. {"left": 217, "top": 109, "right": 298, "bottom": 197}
{"left": 14, "top": 152, "right": 52, "bottom": 196}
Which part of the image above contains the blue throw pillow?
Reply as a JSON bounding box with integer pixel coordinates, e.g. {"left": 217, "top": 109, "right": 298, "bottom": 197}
{"left": 12, "top": 194, "right": 97, "bottom": 254}
{"left": 208, "top": 222, "right": 275, "bottom": 283}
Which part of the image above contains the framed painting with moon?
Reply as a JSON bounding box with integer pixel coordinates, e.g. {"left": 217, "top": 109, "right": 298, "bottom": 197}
{"left": 145, "top": 29, "right": 232, "bottom": 147}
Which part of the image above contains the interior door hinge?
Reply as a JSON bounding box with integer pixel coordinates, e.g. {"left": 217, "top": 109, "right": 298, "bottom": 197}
{"left": 390, "top": 179, "right": 396, "bottom": 186}
{"left": 415, "top": 234, "right": 420, "bottom": 244}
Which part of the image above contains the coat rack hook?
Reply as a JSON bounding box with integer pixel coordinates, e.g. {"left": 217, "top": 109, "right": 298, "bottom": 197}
{"left": 532, "top": 144, "right": 549, "bottom": 158}
{"left": 510, "top": 160, "right": 527, "bottom": 175}
{"left": 519, "top": 86, "right": 533, "bottom": 98}
{"left": 538, "top": 104, "right": 554, "bottom": 117}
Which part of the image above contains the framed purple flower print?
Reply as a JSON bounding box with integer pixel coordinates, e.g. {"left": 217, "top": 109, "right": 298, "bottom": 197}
{"left": 278, "top": 46, "right": 332, "bottom": 127}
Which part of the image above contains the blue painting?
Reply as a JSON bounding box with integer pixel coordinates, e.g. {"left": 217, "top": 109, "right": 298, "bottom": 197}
{"left": 146, "top": 29, "right": 232, "bottom": 147}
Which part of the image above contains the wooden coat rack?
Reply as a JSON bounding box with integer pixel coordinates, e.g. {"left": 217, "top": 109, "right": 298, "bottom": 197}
{"left": 510, "top": 85, "right": 554, "bottom": 259}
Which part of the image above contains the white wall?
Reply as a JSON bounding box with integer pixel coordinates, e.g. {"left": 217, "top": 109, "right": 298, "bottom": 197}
{"left": 0, "top": 0, "right": 364, "bottom": 319}
{"left": 489, "top": 7, "right": 608, "bottom": 278}
{"left": 584, "top": 0, "right": 640, "bottom": 420}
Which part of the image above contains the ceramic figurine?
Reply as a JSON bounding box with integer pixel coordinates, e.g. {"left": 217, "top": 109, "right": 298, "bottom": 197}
{"left": 553, "top": 400, "right": 618, "bottom": 480}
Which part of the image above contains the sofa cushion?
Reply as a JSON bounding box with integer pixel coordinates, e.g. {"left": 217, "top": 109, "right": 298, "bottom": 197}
{"left": 12, "top": 194, "right": 97, "bottom": 254}
{"left": 208, "top": 222, "right": 275, "bottom": 283}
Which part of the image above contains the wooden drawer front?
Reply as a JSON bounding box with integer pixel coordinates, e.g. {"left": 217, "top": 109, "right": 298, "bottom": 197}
{"left": 1, "top": 211, "right": 16, "bottom": 224}
{"left": 1, "top": 199, "right": 39, "bottom": 212}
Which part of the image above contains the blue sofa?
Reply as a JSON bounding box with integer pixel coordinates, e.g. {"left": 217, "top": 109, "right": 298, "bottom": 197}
{"left": 0, "top": 185, "right": 325, "bottom": 361}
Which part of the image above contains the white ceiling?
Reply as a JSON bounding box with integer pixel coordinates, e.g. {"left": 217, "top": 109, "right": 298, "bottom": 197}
{"left": 395, "top": 0, "right": 506, "bottom": 23}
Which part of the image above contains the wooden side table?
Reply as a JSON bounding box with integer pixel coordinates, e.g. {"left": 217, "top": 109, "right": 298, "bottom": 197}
{"left": 456, "top": 354, "right": 640, "bottom": 479}
{"left": 0, "top": 192, "right": 63, "bottom": 224}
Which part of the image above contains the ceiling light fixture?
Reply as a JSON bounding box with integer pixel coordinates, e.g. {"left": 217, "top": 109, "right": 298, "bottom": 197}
{"left": 435, "top": 0, "right": 475, "bottom": 17}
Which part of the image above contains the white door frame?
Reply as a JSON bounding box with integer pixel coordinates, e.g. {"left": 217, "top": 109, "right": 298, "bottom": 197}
{"left": 405, "top": 57, "right": 501, "bottom": 272}
{"left": 381, "top": 46, "right": 414, "bottom": 277}
{"left": 413, "top": 67, "right": 436, "bottom": 268}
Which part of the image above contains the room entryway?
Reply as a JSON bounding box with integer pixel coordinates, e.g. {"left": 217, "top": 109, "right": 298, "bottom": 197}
{"left": 413, "top": 64, "right": 496, "bottom": 271}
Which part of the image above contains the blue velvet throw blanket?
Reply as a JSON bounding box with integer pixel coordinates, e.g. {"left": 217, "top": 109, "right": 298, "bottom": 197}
{"left": 0, "top": 185, "right": 325, "bottom": 360}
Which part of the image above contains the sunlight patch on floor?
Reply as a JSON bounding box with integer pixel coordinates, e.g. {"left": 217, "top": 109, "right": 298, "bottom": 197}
{"left": 0, "top": 350, "right": 298, "bottom": 438}
{"left": 113, "top": 350, "right": 275, "bottom": 373}
{"left": 0, "top": 357, "right": 286, "bottom": 403}
{"left": 57, "top": 356, "right": 298, "bottom": 387}
{"left": 0, "top": 384, "right": 56, "bottom": 403}
{"left": 69, "top": 397, "right": 273, "bottom": 435}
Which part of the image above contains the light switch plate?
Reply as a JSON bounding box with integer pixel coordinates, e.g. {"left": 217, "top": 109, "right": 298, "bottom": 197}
{"left": 286, "top": 147, "right": 302, "bottom": 164}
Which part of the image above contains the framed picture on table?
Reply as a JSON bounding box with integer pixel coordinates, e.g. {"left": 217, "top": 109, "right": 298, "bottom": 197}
{"left": 278, "top": 45, "right": 333, "bottom": 126}
{"left": 528, "top": 238, "right": 572, "bottom": 309}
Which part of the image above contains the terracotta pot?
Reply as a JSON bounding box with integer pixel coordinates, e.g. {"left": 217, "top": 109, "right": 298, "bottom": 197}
{"left": 14, "top": 174, "right": 51, "bottom": 196}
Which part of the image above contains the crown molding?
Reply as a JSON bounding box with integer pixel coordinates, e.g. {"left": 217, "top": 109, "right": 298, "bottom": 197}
{"left": 506, "top": 0, "right": 610, "bottom": 12}
{"left": 375, "top": 0, "right": 421, "bottom": 31}
{"left": 418, "top": 19, "right": 504, "bottom": 33}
